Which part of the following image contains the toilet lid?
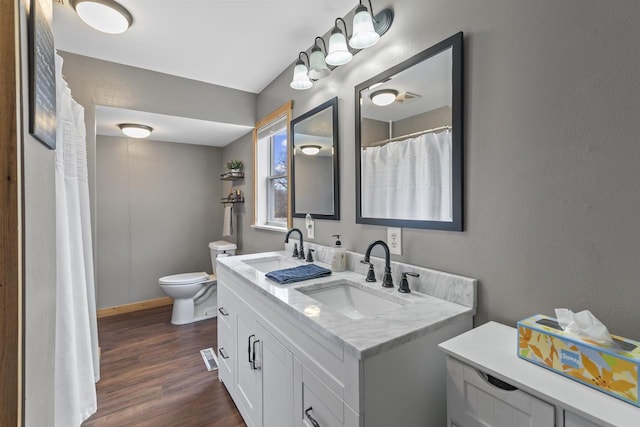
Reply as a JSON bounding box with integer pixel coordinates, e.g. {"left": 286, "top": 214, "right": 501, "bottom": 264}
{"left": 159, "top": 272, "right": 209, "bottom": 285}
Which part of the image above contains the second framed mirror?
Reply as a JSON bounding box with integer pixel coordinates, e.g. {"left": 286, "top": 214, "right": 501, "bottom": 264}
{"left": 291, "top": 97, "right": 339, "bottom": 220}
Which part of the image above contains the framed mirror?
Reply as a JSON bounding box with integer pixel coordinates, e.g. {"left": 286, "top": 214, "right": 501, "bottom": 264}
{"left": 355, "top": 32, "right": 463, "bottom": 231}
{"left": 291, "top": 97, "right": 340, "bottom": 220}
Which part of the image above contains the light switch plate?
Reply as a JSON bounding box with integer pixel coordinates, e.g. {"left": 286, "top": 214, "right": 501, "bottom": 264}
{"left": 388, "top": 227, "right": 402, "bottom": 255}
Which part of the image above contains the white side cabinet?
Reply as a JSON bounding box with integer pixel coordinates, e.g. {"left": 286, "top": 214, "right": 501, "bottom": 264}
{"left": 446, "top": 357, "right": 554, "bottom": 427}
{"left": 439, "top": 322, "right": 640, "bottom": 427}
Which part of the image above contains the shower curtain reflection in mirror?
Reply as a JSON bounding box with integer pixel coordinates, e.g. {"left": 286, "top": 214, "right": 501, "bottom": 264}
{"left": 361, "top": 129, "right": 452, "bottom": 221}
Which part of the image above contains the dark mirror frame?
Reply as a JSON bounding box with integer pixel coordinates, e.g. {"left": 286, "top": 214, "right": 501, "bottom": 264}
{"left": 355, "top": 32, "right": 463, "bottom": 231}
{"left": 291, "top": 97, "right": 340, "bottom": 220}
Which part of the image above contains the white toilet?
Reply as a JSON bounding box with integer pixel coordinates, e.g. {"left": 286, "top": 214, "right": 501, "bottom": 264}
{"left": 158, "top": 240, "right": 237, "bottom": 325}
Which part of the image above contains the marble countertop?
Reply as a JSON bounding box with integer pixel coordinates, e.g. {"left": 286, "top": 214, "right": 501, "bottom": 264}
{"left": 218, "top": 251, "right": 474, "bottom": 358}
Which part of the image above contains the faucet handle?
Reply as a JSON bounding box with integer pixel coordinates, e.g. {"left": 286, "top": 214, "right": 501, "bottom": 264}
{"left": 306, "top": 248, "right": 315, "bottom": 262}
{"left": 292, "top": 243, "right": 299, "bottom": 258}
{"left": 360, "top": 260, "right": 376, "bottom": 282}
{"left": 398, "top": 272, "right": 420, "bottom": 293}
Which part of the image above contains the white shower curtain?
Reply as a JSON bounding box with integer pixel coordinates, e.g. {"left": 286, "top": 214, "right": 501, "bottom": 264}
{"left": 361, "top": 130, "right": 452, "bottom": 221}
{"left": 54, "top": 53, "right": 99, "bottom": 426}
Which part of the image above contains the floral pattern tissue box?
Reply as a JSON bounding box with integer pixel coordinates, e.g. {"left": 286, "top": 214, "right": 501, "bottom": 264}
{"left": 518, "top": 314, "right": 640, "bottom": 407}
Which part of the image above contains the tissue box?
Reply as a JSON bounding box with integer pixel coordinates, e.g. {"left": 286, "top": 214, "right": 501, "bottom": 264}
{"left": 518, "top": 314, "right": 640, "bottom": 407}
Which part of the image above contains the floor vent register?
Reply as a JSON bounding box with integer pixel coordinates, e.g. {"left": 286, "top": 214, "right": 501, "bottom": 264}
{"left": 200, "top": 347, "right": 218, "bottom": 371}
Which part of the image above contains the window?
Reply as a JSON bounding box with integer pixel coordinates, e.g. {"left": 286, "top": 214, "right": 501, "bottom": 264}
{"left": 254, "top": 102, "right": 292, "bottom": 230}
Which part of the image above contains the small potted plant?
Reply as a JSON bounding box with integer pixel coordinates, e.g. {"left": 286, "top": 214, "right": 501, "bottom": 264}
{"left": 226, "top": 159, "right": 243, "bottom": 173}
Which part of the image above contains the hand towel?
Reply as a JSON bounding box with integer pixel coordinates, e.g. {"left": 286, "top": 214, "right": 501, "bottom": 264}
{"left": 265, "top": 264, "right": 332, "bottom": 284}
{"left": 222, "top": 205, "right": 233, "bottom": 237}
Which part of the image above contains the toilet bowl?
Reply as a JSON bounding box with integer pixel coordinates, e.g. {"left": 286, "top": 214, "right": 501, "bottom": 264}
{"left": 159, "top": 240, "right": 237, "bottom": 325}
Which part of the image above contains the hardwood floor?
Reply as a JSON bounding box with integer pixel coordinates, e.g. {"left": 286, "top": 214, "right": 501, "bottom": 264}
{"left": 83, "top": 306, "right": 246, "bottom": 427}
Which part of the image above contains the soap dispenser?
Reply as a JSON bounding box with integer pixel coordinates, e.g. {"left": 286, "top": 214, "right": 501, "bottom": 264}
{"left": 330, "top": 234, "right": 346, "bottom": 272}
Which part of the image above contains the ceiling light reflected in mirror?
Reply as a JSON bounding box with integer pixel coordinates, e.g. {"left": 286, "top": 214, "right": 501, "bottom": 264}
{"left": 118, "top": 123, "right": 153, "bottom": 138}
{"left": 370, "top": 89, "right": 398, "bottom": 106}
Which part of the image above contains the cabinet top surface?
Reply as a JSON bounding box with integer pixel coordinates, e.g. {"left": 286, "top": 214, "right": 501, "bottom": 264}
{"left": 439, "top": 321, "right": 640, "bottom": 427}
{"left": 218, "top": 251, "right": 473, "bottom": 358}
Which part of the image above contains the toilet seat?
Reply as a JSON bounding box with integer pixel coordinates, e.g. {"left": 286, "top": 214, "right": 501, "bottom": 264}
{"left": 159, "top": 272, "right": 210, "bottom": 285}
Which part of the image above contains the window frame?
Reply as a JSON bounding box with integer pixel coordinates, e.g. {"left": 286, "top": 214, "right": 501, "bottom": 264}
{"left": 253, "top": 101, "right": 293, "bottom": 231}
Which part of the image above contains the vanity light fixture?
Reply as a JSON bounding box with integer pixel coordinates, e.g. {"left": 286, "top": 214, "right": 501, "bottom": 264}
{"left": 370, "top": 89, "right": 398, "bottom": 106}
{"left": 70, "top": 0, "right": 133, "bottom": 34}
{"left": 325, "top": 18, "right": 353, "bottom": 66}
{"left": 289, "top": 1, "right": 393, "bottom": 91}
{"left": 308, "top": 37, "right": 331, "bottom": 80}
{"left": 118, "top": 123, "right": 153, "bottom": 138}
{"left": 300, "top": 145, "right": 321, "bottom": 155}
{"left": 290, "top": 52, "right": 313, "bottom": 90}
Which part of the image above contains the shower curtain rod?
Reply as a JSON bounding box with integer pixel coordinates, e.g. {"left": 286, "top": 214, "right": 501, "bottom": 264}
{"left": 365, "top": 125, "right": 451, "bottom": 148}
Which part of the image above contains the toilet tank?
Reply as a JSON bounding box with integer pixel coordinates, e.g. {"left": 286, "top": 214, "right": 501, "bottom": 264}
{"left": 209, "top": 240, "right": 237, "bottom": 273}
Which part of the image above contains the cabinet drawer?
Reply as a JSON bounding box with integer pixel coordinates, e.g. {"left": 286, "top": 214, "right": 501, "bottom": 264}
{"left": 447, "top": 357, "right": 555, "bottom": 427}
{"left": 294, "top": 362, "right": 357, "bottom": 427}
{"left": 564, "top": 411, "right": 604, "bottom": 427}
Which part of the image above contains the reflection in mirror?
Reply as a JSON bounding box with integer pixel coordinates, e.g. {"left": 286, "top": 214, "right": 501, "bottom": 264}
{"left": 291, "top": 97, "right": 339, "bottom": 219}
{"left": 356, "top": 32, "right": 463, "bottom": 230}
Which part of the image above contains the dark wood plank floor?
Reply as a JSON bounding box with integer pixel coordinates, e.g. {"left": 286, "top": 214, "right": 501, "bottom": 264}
{"left": 83, "top": 305, "right": 246, "bottom": 427}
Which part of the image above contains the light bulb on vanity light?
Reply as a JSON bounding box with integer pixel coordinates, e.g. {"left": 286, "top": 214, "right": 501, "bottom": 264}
{"left": 119, "top": 123, "right": 153, "bottom": 138}
{"left": 349, "top": 3, "right": 379, "bottom": 49}
{"left": 290, "top": 52, "right": 313, "bottom": 90}
{"left": 308, "top": 37, "right": 330, "bottom": 80}
{"left": 70, "top": 0, "right": 133, "bottom": 34}
{"left": 325, "top": 18, "right": 352, "bottom": 66}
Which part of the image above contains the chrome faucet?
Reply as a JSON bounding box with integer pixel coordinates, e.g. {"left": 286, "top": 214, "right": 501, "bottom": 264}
{"left": 284, "top": 228, "right": 305, "bottom": 260}
{"left": 362, "top": 240, "right": 393, "bottom": 288}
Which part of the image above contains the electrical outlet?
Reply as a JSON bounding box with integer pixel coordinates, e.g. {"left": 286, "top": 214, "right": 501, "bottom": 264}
{"left": 388, "top": 227, "right": 402, "bottom": 255}
{"left": 305, "top": 214, "right": 314, "bottom": 239}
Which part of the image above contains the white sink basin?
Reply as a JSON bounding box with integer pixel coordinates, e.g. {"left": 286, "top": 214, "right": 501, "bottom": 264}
{"left": 297, "top": 281, "right": 405, "bottom": 320}
{"left": 243, "top": 256, "right": 301, "bottom": 273}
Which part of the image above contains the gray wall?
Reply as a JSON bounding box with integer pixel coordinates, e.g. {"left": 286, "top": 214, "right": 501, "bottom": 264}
{"left": 60, "top": 53, "right": 257, "bottom": 307}
{"left": 393, "top": 106, "right": 451, "bottom": 137}
{"left": 20, "top": 0, "right": 56, "bottom": 424}
{"left": 96, "top": 136, "right": 224, "bottom": 308}
{"left": 222, "top": 132, "right": 257, "bottom": 254}
{"left": 248, "top": 0, "right": 640, "bottom": 338}
{"left": 294, "top": 155, "right": 334, "bottom": 215}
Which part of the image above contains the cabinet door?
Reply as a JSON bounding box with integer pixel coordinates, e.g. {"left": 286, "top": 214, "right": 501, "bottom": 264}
{"left": 257, "top": 322, "right": 294, "bottom": 427}
{"left": 234, "top": 300, "right": 262, "bottom": 427}
{"left": 447, "top": 357, "right": 555, "bottom": 427}
{"left": 217, "top": 285, "right": 234, "bottom": 386}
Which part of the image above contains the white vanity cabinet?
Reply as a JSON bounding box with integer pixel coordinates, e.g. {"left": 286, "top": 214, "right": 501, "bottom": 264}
{"left": 216, "top": 257, "right": 475, "bottom": 427}
{"left": 439, "top": 322, "right": 640, "bottom": 427}
{"left": 217, "top": 270, "right": 357, "bottom": 427}
{"left": 218, "top": 282, "right": 295, "bottom": 427}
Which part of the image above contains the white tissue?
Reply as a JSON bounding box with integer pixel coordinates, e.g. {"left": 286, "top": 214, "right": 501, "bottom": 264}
{"left": 555, "top": 308, "right": 614, "bottom": 346}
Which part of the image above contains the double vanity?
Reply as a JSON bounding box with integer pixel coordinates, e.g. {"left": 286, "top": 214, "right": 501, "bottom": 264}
{"left": 216, "top": 243, "right": 476, "bottom": 427}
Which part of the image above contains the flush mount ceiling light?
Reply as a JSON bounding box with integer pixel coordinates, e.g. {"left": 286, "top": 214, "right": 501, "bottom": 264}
{"left": 300, "top": 145, "right": 321, "bottom": 155}
{"left": 370, "top": 89, "right": 398, "bottom": 106}
{"left": 70, "top": 0, "right": 133, "bottom": 34}
{"left": 326, "top": 18, "right": 353, "bottom": 66}
{"left": 118, "top": 123, "right": 153, "bottom": 138}
{"left": 290, "top": 52, "right": 313, "bottom": 90}
{"left": 308, "top": 37, "right": 331, "bottom": 80}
